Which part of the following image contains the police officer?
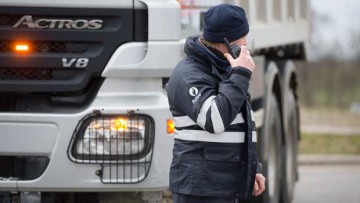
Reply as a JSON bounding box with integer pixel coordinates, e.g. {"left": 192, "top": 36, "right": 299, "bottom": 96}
{"left": 166, "top": 4, "right": 266, "bottom": 203}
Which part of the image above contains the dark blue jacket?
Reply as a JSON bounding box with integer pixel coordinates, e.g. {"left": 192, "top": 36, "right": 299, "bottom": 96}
{"left": 166, "top": 36, "right": 259, "bottom": 200}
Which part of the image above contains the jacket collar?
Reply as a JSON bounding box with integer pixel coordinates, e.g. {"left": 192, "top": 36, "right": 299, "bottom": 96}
{"left": 184, "top": 36, "right": 232, "bottom": 73}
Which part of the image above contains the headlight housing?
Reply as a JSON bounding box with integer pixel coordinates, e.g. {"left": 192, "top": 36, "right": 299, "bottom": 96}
{"left": 69, "top": 114, "right": 154, "bottom": 162}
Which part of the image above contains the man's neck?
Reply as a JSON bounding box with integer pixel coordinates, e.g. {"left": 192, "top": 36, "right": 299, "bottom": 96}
{"left": 205, "top": 45, "right": 227, "bottom": 61}
{"left": 199, "top": 38, "right": 227, "bottom": 61}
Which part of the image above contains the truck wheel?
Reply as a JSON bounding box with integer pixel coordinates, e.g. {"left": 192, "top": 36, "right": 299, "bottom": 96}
{"left": 281, "top": 90, "right": 299, "bottom": 203}
{"left": 259, "top": 93, "right": 282, "bottom": 203}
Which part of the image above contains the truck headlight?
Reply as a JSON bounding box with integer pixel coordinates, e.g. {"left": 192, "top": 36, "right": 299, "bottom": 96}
{"left": 69, "top": 114, "right": 154, "bottom": 162}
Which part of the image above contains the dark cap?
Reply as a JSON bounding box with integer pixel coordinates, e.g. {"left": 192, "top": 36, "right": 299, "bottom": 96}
{"left": 203, "top": 4, "right": 249, "bottom": 43}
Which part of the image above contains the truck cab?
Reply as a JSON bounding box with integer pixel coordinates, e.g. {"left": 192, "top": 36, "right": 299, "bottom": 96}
{"left": 0, "top": 0, "right": 309, "bottom": 202}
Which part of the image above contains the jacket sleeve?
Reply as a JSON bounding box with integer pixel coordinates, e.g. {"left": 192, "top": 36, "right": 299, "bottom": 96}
{"left": 174, "top": 66, "right": 252, "bottom": 133}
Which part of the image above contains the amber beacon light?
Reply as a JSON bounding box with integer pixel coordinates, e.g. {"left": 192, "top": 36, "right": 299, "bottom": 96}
{"left": 14, "top": 42, "right": 31, "bottom": 53}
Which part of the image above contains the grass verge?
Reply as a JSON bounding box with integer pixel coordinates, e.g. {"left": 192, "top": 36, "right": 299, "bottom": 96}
{"left": 299, "top": 133, "right": 360, "bottom": 154}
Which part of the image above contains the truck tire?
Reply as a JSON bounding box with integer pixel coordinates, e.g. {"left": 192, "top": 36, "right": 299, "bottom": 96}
{"left": 261, "top": 93, "right": 283, "bottom": 203}
{"left": 281, "top": 90, "right": 299, "bottom": 203}
{"left": 277, "top": 60, "right": 300, "bottom": 203}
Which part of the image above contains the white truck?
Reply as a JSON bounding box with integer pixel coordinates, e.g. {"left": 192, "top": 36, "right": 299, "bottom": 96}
{"left": 0, "top": 0, "right": 309, "bottom": 203}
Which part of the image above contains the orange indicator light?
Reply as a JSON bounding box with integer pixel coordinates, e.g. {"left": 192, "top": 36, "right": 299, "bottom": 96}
{"left": 167, "top": 119, "right": 175, "bottom": 134}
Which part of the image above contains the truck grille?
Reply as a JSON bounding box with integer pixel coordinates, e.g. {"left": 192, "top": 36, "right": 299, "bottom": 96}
{"left": 0, "top": 41, "right": 89, "bottom": 53}
{"left": 0, "top": 14, "right": 19, "bottom": 26}
{"left": 0, "top": 67, "right": 79, "bottom": 80}
{"left": 0, "top": 6, "right": 148, "bottom": 112}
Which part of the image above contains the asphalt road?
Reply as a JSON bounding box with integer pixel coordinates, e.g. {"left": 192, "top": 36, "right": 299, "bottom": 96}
{"left": 293, "top": 164, "right": 360, "bottom": 203}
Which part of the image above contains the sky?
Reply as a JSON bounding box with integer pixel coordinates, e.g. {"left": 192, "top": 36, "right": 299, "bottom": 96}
{"left": 310, "top": 0, "right": 360, "bottom": 61}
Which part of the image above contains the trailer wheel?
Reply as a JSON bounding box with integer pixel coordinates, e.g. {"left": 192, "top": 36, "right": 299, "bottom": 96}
{"left": 281, "top": 89, "right": 299, "bottom": 203}
{"left": 259, "top": 92, "right": 282, "bottom": 203}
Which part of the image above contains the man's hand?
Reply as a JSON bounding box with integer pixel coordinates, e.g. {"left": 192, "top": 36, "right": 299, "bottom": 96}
{"left": 252, "top": 173, "right": 266, "bottom": 196}
{"left": 224, "top": 46, "right": 255, "bottom": 72}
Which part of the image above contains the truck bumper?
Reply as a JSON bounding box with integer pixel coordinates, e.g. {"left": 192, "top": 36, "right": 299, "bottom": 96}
{"left": 0, "top": 78, "right": 173, "bottom": 192}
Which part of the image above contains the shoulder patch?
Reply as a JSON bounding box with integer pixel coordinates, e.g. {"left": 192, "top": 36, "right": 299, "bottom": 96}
{"left": 189, "top": 87, "right": 199, "bottom": 96}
